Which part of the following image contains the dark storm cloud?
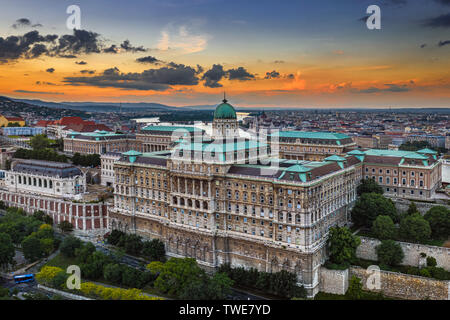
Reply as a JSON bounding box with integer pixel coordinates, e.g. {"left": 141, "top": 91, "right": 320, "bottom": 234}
{"left": 285, "top": 74, "right": 295, "bottom": 79}
{"left": 0, "top": 29, "right": 148, "bottom": 63}
{"left": 46, "top": 68, "right": 55, "bottom": 73}
{"left": 103, "top": 44, "right": 119, "bottom": 53}
{"left": 438, "top": 40, "right": 450, "bottom": 47}
{"left": 54, "top": 29, "right": 102, "bottom": 55}
{"left": 422, "top": 13, "right": 450, "bottom": 28}
{"left": 264, "top": 70, "right": 280, "bottom": 79}
{"left": 63, "top": 64, "right": 200, "bottom": 91}
{"left": 120, "top": 40, "right": 146, "bottom": 53}
{"left": 80, "top": 69, "right": 95, "bottom": 74}
{"left": 14, "top": 89, "right": 64, "bottom": 95}
{"left": 434, "top": 0, "right": 450, "bottom": 5}
{"left": 226, "top": 66, "right": 255, "bottom": 81}
{"left": 202, "top": 64, "right": 226, "bottom": 88}
{"left": 36, "top": 81, "right": 57, "bottom": 86}
{"left": 75, "top": 61, "right": 87, "bottom": 65}
{"left": 355, "top": 83, "right": 410, "bottom": 94}
{"left": 420, "top": 43, "right": 427, "bottom": 48}
{"left": 136, "top": 56, "right": 162, "bottom": 64}
{"left": 12, "top": 18, "right": 31, "bottom": 29}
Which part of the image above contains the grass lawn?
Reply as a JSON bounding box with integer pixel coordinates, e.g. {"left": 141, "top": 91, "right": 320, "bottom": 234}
{"left": 43, "top": 253, "right": 77, "bottom": 270}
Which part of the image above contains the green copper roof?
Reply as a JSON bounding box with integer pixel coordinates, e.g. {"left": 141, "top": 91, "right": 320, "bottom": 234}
{"left": 214, "top": 99, "right": 237, "bottom": 120}
{"left": 417, "top": 148, "right": 437, "bottom": 155}
{"left": 285, "top": 164, "right": 311, "bottom": 173}
{"left": 175, "top": 140, "right": 266, "bottom": 153}
{"left": 347, "top": 149, "right": 365, "bottom": 155}
{"left": 363, "top": 149, "right": 431, "bottom": 160}
{"left": 123, "top": 150, "right": 142, "bottom": 156}
{"left": 142, "top": 125, "right": 203, "bottom": 133}
{"left": 270, "top": 131, "right": 350, "bottom": 140}
{"left": 324, "top": 155, "right": 346, "bottom": 161}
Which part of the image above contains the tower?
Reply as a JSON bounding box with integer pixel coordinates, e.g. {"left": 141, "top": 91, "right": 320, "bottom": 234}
{"left": 212, "top": 95, "right": 238, "bottom": 139}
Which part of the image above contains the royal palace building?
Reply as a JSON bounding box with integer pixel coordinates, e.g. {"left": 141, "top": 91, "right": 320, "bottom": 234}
{"left": 108, "top": 98, "right": 363, "bottom": 297}
{"left": 269, "top": 130, "right": 357, "bottom": 161}
{"left": 64, "top": 131, "right": 139, "bottom": 155}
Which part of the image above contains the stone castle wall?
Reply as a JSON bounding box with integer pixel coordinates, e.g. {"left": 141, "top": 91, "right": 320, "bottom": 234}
{"left": 356, "top": 236, "right": 450, "bottom": 271}
{"left": 350, "top": 266, "right": 449, "bottom": 300}
{"left": 319, "top": 267, "right": 348, "bottom": 295}
{"left": 390, "top": 198, "right": 450, "bottom": 215}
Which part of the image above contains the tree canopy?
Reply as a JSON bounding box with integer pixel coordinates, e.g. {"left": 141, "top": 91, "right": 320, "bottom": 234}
{"left": 351, "top": 192, "right": 397, "bottom": 228}
{"left": 327, "top": 227, "right": 361, "bottom": 267}
{"left": 357, "top": 178, "right": 383, "bottom": 196}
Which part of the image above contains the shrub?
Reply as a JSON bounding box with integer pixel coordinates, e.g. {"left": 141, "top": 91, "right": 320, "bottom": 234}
{"left": 346, "top": 276, "right": 363, "bottom": 300}
{"left": 36, "top": 266, "right": 65, "bottom": 286}
{"left": 426, "top": 256, "right": 437, "bottom": 267}
{"left": 419, "top": 268, "right": 431, "bottom": 278}
{"left": 376, "top": 240, "right": 404, "bottom": 266}
{"left": 58, "top": 221, "right": 74, "bottom": 233}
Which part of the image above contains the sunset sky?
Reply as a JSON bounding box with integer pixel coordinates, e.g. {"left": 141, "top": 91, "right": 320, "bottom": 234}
{"left": 0, "top": 0, "right": 450, "bottom": 108}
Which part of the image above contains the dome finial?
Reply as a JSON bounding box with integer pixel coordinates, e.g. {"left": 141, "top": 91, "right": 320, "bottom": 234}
{"left": 223, "top": 91, "right": 227, "bottom": 103}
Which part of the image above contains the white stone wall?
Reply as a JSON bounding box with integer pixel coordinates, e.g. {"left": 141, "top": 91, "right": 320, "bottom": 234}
{"left": 356, "top": 236, "right": 450, "bottom": 271}
{"left": 319, "top": 267, "right": 349, "bottom": 295}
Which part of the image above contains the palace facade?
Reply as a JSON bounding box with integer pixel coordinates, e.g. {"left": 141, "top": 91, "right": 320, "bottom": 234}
{"left": 108, "top": 98, "right": 362, "bottom": 297}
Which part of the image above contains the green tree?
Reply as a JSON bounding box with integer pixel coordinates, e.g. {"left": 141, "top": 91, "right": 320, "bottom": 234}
{"left": 207, "top": 272, "right": 234, "bottom": 300}
{"left": 40, "top": 238, "right": 54, "bottom": 256}
{"left": 58, "top": 221, "right": 74, "bottom": 233}
{"left": 103, "top": 263, "right": 123, "bottom": 284}
{"left": 107, "top": 230, "right": 125, "bottom": 246}
{"left": 75, "top": 241, "right": 96, "bottom": 263}
{"left": 351, "top": 192, "right": 397, "bottom": 227}
{"left": 423, "top": 206, "right": 450, "bottom": 239}
{"left": 346, "top": 276, "right": 363, "bottom": 300}
{"left": 376, "top": 240, "right": 404, "bottom": 266}
{"left": 0, "top": 233, "right": 15, "bottom": 268}
{"left": 327, "top": 227, "right": 361, "bottom": 267}
{"left": 357, "top": 178, "right": 383, "bottom": 196}
{"left": 142, "top": 239, "right": 166, "bottom": 261}
{"left": 399, "top": 213, "right": 431, "bottom": 243}
{"left": 406, "top": 202, "right": 419, "bottom": 215}
{"left": 21, "top": 235, "right": 43, "bottom": 262}
{"left": 371, "top": 215, "right": 396, "bottom": 240}
{"left": 147, "top": 257, "right": 204, "bottom": 297}
{"left": 60, "top": 235, "right": 82, "bottom": 258}
{"left": 122, "top": 234, "right": 143, "bottom": 256}
{"left": 30, "top": 134, "right": 50, "bottom": 150}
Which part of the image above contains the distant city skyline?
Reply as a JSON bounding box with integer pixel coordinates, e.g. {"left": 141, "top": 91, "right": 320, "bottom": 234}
{"left": 1, "top": 0, "right": 450, "bottom": 108}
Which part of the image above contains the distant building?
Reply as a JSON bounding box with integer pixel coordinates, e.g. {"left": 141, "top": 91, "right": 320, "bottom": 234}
{"left": 1, "top": 126, "right": 44, "bottom": 136}
{"left": 406, "top": 134, "right": 445, "bottom": 148}
{"left": 353, "top": 136, "right": 378, "bottom": 149}
{"left": 64, "top": 130, "right": 139, "bottom": 155}
{"left": 0, "top": 115, "right": 25, "bottom": 127}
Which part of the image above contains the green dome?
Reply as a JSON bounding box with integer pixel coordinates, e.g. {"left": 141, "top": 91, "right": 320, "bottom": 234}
{"left": 214, "top": 98, "right": 237, "bottom": 120}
